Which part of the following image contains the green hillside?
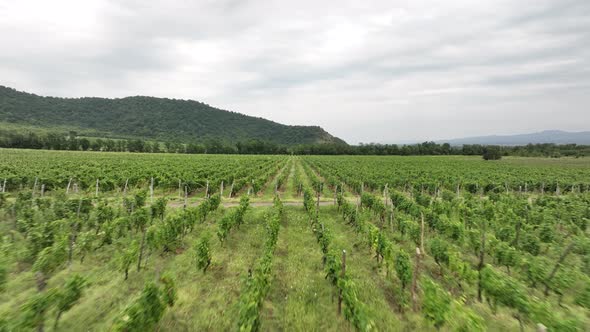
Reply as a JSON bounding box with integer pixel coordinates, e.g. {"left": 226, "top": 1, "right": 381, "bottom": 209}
{"left": 0, "top": 86, "right": 345, "bottom": 145}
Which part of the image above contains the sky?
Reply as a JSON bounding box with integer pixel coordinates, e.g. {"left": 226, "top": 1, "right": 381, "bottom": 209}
{"left": 1, "top": 0, "right": 589, "bottom": 144}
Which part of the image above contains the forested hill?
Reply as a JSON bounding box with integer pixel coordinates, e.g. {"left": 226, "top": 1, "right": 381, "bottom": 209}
{"left": 0, "top": 86, "right": 345, "bottom": 145}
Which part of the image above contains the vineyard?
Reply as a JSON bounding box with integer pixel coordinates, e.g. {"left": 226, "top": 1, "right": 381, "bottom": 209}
{"left": 0, "top": 148, "right": 589, "bottom": 331}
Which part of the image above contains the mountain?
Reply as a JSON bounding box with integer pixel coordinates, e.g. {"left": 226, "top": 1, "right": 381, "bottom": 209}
{"left": 436, "top": 130, "right": 590, "bottom": 146}
{"left": 0, "top": 86, "right": 345, "bottom": 145}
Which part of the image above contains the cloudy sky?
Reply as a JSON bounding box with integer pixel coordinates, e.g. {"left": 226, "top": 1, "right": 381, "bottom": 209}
{"left": 1, "top": 0, "right": 589, "bottom": 144}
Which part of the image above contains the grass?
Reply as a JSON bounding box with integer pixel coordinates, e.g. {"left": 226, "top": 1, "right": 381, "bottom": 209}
{"left": 260, "top": 207, "right": 350, "bottom": 331}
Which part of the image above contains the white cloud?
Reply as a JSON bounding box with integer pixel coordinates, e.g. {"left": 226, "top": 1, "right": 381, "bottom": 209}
{"left": 1, "top": 0, "right": 589, "bottom": 143}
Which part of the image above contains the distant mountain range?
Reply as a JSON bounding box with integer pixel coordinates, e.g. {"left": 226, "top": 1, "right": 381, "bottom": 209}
{"left": 0, "top": 86, "right": 345, "bottom": 145}
{"left": 436, "top": 130, "right": 590, "bottom": 146}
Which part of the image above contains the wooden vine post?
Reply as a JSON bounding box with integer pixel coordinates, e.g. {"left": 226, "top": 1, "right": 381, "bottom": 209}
{"left": 40, "top": 184, "right": 45, "bottom": 197}
{"left": 150, "top": 177, "right": 154, "bottom": 203}
{"left": 316, "top": 184, "right": 321, "bottom": 222}
{"left": 178, "top": 179, "right": 182, "bottom": 198}
{"left": 389, "top": 209, "right": 394, "bottom": 232}
{"left": 95, "top": 179, "right": 99, "bottom": 197}
{"left": 32, "top": 177, "right": 38, "bottom": 197}
{"left": 333, "top": 186, "right": 337, "bottom": 206}
{"left": 66, "top": 177, "right": 72, "bottom": 194}
{"left": 338, "top": 249, "right": 346, "bottom": 315}
{"left": 220, "top": 181, "right": 224, "bottom": 198}
{"left": 229, "top": 181, "right": 234, "bottom": 199}
{"left": 205, "top": 180, "right": 209, "bottom": 197}
{"left": 412, "top": 247, "right": 421, "bottom": 312}
{"left": 184, "top": 186, "right": 188, "bottom": 209}
{"left": 420, "top": 212, "right": 425, "bottom": 255}
{"left": 477, "top": 220, "right": 487, "bottom": 302}
{"left": 2, "top": 178, "right": 6, "bottom": 193}
{"left": 123, "top": 178, "right": 128, "bottom": 196}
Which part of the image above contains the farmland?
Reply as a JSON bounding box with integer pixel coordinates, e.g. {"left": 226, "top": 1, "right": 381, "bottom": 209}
{"left": 0, "top": 148, "right": 589, "bottom": 331}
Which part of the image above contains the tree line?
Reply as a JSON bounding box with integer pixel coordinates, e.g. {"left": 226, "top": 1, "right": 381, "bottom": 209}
{"left": 1, "top": 131, "right": 589, "bottom": 157}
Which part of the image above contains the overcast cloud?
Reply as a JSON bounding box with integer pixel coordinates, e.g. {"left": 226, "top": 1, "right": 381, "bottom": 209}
{"left": 1, "top": 0, "right": 589, "bottom": 143}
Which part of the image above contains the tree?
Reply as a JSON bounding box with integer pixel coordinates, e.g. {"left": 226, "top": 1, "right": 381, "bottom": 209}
{"left": 79, "top": 138, "right": 90, "bottom": 151}
{"left": 482, "top": 146, "right": 502, "bottom": 160}
{"left": 422, "top": 278, "right": 451, "bottom": 330}
{"left": 53, "top": 275, "right": 86, "bottom": 330}
{"left": 195, "top": 233, "right": 212, "bottom": 273}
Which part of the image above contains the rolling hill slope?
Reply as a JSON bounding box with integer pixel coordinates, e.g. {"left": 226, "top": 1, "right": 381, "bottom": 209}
{"left": 0, "top": 86, "right": 345, "bottom": 145}
{"left": 436, "top": 130, "right": 590, "bottom": 146}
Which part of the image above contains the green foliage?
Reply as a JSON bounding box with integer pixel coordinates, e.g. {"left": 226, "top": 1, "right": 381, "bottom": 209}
{"left": 95, "top": 200, "right": 114, "bottom": 231}
{"left": 480, "top": 265, "right": 529, "bottom": 315}
{"left": 428, "top": 238, "right": 450, "bottom": 268}
{"left": 422, "top": 278, "right": 451, "bottom": 330}
{"left": 159, "top": 274, "right": 177, "bottom": 307}
{"left": 338, "top": 277, "right": 374, "bottom": 331}
{"left": 394, "top": 249, "right": 412, "bottom": 289}
{"left": 495, "top": 242, "right": 519, "bottom": 273}
{"left": 76, "top": 231, "right": 95, "bottom": 263}
{"left": 0, "top": 261, "right": 6, "bottom": 293}
{"left": 19, "top": 290, "right": 56, "bottom": 331}
{"left": 114, "top": 280, "right": 175, "bottom": 331}
{"left": 449, "top": 300, "right": 485, "bottom": 332}
{"left": 195, "top": 233, "right": 212, "bottom": 273}
{"left": 521, "top": 232, "right": 540, "bottom": 256}
{"left": 237, "top": 198, "right": 282, "bottom": 331}
{"left": 217, "top": 196, "right": 250, "bottom": 244}
{"left": 54, "top": 274, "right": 87, "bottom": 329}
{"left": 150, "top": 197, "right": 167, "bottom": 221}
{"left": 134, "top": 190, "right": 148, "bottom": 208}
{"left": 119, "top": 241, "right": 139, "bottom": 280}
{"left": 1, "top": 153, "right": 590, "bottom": 331}
{"left": 482, "top": 146, "right": 503, "bottom": 160}
{"left": 208, "top": 193, "right": 221, "bottom": 211}
{"left": 32, "top": 235, "right": 67, "bottom": 276}
{"left": 0, "top": 85, "right": 342, "bottom": 145}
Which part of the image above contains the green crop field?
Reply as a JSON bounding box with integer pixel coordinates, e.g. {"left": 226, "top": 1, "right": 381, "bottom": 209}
{"left": 0, "top": 148, "right": 589, "bottom": 331}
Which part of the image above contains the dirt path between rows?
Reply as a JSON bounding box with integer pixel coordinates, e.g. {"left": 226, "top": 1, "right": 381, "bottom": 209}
{"left": 168, "top": 200, "right": 337, "bottom": 208}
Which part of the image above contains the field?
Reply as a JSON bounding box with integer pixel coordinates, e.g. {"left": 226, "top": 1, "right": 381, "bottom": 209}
{"left": 0, "top": 149, "right": 589, "bottom": 331}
